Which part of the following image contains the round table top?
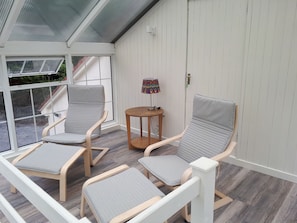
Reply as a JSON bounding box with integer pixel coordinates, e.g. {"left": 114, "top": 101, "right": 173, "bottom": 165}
{"left": 125, "top": 106, "right": 164, "bottom": 117}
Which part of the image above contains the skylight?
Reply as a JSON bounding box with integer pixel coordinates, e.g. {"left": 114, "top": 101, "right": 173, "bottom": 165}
{"left": 2, "top": 0, "right": 159, "bottom": 44}
{"left": 0, "top": 0, "right": 14, "bottom": 34}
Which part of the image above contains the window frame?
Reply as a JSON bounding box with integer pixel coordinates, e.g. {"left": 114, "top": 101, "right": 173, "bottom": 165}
{"left": 0, "top": 53, "right": 115, "bottom": 155}
{"left": 6, "top": 57, "right": 65, "bottom": 77}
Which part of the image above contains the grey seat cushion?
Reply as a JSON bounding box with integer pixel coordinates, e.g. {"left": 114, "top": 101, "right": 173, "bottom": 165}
{"left": 83, "top": 167, "right": 164, "bottom": 223}
{"left": 42, "top": 133, "right": 99, "bottom": 144}
{"left": 138, "top": 155, "right": 189, "bottom": 186}
{"left": 15, "top": 143, "right": 84, "bottom": 174}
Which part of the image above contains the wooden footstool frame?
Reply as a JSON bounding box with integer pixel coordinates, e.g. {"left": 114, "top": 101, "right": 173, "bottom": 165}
{"left": 80, "top": 165, "right": 165, "bottom": 223}
{"left": 11, "top": 143, "right": 91, "bottom": 201}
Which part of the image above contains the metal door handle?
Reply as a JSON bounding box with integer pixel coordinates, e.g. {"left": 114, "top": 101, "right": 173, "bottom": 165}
{"left": 187, "top": 73, "right": 191, "bottom": 85}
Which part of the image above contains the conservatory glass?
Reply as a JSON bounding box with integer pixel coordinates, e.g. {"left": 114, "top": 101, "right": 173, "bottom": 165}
{"left": 0, "top": 0, "right": 13, "bottom": 34}
{"left": 9, "top": 0, "right": 99, "bottom": 42}
{"left": 6, "top": 0, "right": 158, "bottom": 43}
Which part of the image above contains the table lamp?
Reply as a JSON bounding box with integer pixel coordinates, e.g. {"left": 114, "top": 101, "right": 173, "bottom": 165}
{"left": 141, "top": 78, "right": 160, "bottom": 110}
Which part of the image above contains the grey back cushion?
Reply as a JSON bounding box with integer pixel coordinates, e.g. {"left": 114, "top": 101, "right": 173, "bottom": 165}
{"left": 65, "top": 85, "right": 105, "bottom": 136}
{"left": 177, "top": 94, "right": 236, "bottom": 163}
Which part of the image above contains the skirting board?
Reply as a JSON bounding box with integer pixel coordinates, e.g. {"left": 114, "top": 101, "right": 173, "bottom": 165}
{"left": 226, "top": 156, "right": 297, "bottom": 184}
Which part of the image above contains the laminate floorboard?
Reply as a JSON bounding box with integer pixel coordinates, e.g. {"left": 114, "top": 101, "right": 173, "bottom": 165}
{"left": 1, "top": 129, "right": 297, "bottom": 223}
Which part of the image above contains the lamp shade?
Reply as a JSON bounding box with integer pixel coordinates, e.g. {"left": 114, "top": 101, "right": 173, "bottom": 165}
{"left": 141, "top": 78, "right": 160, "bottom": 94}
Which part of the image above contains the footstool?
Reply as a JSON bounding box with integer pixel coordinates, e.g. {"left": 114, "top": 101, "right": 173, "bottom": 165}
{"left": 11, "top": 143, "right": 91, "bottom": 201}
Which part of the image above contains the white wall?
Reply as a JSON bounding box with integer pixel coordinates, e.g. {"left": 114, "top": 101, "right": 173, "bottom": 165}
{"left": 115, "top": 0, "right": 188, "bottom": 138}
{"left": 235, "top": 0, "right": 297, "bottom": 181}
{"left": 114, "top": 0, "right": 297, "bottom": 183}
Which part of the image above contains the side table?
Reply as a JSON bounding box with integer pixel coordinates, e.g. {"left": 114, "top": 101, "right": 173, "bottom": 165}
{"left": 125, "top": 107, "right": 163, "bottom": 149}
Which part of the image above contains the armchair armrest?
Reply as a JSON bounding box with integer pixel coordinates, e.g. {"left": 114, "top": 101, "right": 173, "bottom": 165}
{"left": 85, "top": 111, "right": 108, "bottom": 148}
{"left": 181, "top": 167, "right": 192, "bottom": 185}
{"left": 82, "top": 164, "right": 129, "bottom": 189}
{"left": 144, "top": 129, "right": 186, "bottom": 157}
{"left": 42, "top": 116, "right": 66, "bottom": 137}
{"left": 110, "top": 196, "right": 162, "bottom": 223}
{"left": 180, "top": 141, "right": 236, "bottom": 185}
{"left": 212, "top": 141, "right": 237, "bottom": 161}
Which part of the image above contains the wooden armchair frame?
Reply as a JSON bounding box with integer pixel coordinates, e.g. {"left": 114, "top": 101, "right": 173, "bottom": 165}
{"left": 142, "top": 106, "right": 238, "bottom": 222}
{"left": 42, "top": 111, "right": 109, "bottom": 166}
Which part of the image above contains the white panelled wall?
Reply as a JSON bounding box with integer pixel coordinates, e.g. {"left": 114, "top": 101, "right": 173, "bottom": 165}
{"left": 115, "top": 0, "right": 188, "bottom": 137}
{"left": 238, "top": 0, "right": 297, "bottom": 180}
{"left": 114, "top": 0, "right": 297, "bottom": 183}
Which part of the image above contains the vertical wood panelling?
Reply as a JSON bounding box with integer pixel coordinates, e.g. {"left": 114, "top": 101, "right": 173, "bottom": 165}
{"left": 115, "top": 0, "right": 188, "bottom": 137}
{"left": 186, "top": 0, "right": 247, "bottom": 124}
{"left": 240, "top": 0, "right": 297, "bottom": 174}
{"left": 114, "top": 0, "right": 297, "bottom": 181}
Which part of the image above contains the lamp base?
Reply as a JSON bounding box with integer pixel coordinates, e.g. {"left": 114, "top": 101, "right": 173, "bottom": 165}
{"left": 147, "top": 106, "right": 161, "bottom": 111}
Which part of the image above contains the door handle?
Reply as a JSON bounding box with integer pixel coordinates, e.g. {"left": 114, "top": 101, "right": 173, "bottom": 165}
{"left": 186, "top": 73, "right": 191, "bottom": 85}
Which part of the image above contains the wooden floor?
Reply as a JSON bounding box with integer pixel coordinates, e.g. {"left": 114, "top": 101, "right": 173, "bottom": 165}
{"left": 1, "top": 129, "right": 297, "bottom": 223}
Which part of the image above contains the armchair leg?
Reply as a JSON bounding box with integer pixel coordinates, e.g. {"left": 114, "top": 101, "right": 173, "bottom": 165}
{"left": 83, "top": 150, "right": 91, "bottom": 177}
{"left": 91, "top": 147, "right": 109, "bottom": 166}
{"left": 80, "top": 194, "right": 86, "bottom": 218}
{"left": 10, "top": 185, "right": 17, "bottom": 194}
{"left": 60, "top": 175, "right": 67, "bottom": 202}
{"left": 214, "top": 190, "right": 233, "bottom": 210}
{"left": 181, "top": 204, "right": 191, "bottom": 223}
{"left": 180, "top": 190, "right": 232, "bottom": 222}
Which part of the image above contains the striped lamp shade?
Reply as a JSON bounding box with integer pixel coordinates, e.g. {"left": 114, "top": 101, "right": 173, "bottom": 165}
{"left": 141, "top": 78, "right": 160, "bottom": 94}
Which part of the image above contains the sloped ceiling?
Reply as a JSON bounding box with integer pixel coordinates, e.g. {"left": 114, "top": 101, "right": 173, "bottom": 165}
{"left": 0, "top": 0, "right": 159, "bottom": 47}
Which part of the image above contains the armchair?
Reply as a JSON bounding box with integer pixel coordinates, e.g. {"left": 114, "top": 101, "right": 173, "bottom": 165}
{"left": 42, "top": 85, "right": 109, "bottom": 166}
{"left": 139, "top": 94, "right": 238, "bottom": 222}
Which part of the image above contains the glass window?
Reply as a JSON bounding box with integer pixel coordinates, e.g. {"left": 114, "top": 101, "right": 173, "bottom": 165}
{"left": 9, "top": 0, "right": 99, "bottom": 42}
{"left": 78, "top": 0, "right": 158, "bottom": 42}
{"left": 0, "top": 0, "right": 13, "bottom": 34}
{"left": 42, "top": 59, "right": 63, "bottom": 73}
{"left": 72, "top": 56, "right": 113, "bottom": 122}
{"left": 6, "top": 61, "right": 23, "bottom": 74}
{"left": 23, "top": 60, "right": 44, "bottom": 73}
{"left": 7, "top": 57, "right": 66, "bottom": 86}
{"left": 11, "top": 89, "right": 33, "bottom": 118}
{"left": 0, "top": 92, "right": 10, "bottom": 152}
{"left": 8, "top": 57, "right": 68, "bottom": 147}
{"left": 8, "top": 0, "right": 158, "bottom": 43}
{"left": 11, "top": 86, "right": 68, "bottom": 147}
{"left": 2, "top": 55, "right": 114, "bottom": 152}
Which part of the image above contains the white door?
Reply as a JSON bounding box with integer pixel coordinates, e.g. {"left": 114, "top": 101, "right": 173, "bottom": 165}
{"left": 185, "top": 0, "right": 248, "bottom": 124}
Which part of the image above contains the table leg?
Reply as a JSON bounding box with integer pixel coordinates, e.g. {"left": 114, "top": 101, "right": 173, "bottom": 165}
{"left": 126, "top": 114, "right": 132, "bottom": 149}
{"left": 158, "top": 114, "right": 163, "bottom": 141}
{"left": 140, "top": 117, "right": 143, "bottom": 137}
{"left": 148, "top": 116, "right": 151, "bottom": 145}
